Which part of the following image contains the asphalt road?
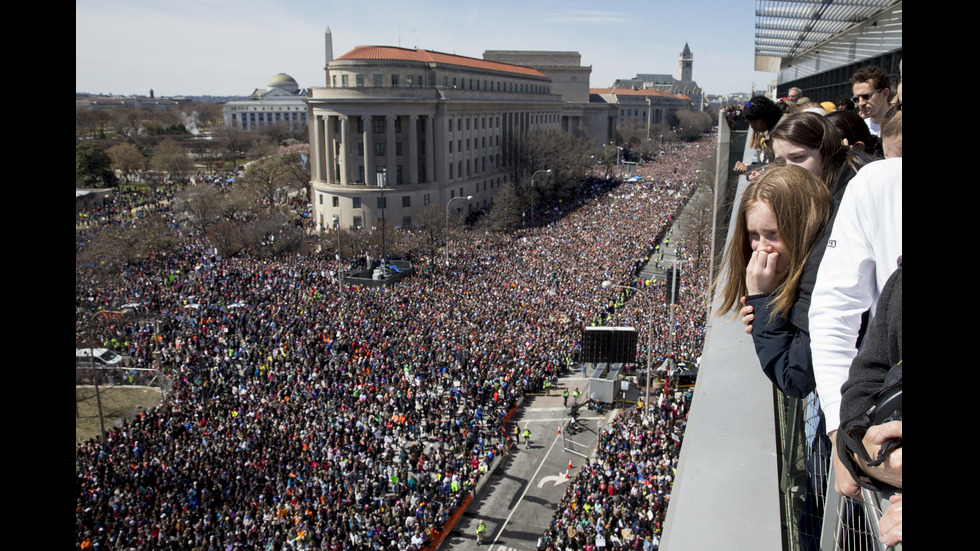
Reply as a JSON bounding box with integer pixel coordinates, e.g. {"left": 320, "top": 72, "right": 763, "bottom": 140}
{"left": 442, "top": 375, "right": 619, "bottom": 551}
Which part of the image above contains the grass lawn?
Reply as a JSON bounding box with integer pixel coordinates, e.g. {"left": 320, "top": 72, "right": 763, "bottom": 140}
{"left": 75, "top": 386, "right": 162, "bottom": 444}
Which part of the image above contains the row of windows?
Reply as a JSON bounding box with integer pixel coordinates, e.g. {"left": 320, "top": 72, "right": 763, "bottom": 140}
{"left": 320, "top": 214, "right": 415, "bottom": 231}
{"left": 448, "top": 135, "right": 498, "bottom": 153}
{"left": 231, "top": 112, "right": 308, "bottom": 124}
{"left": 448, "top": 155, "right": 497, "bottom": 180}
{"left": 446, "top": 112, "right": 559, "bottom": 132}
{"left": 449, "top": 177, "right": 503, "bottom": 198}
{"left": 331, "top": 71, "right": 549, "bottom": 95}
{"left": 227, "top": 105, "right": 305, "bottom": 111}
{"left": 319, "top": 193, "right": 414, "bottom": 209}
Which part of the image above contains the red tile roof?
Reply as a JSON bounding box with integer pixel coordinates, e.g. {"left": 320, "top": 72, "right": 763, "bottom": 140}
{"left": 336, "top": 46, "right": 548, "bottom": 78}
{"left": 591, "top": 88, "right": 690, "bottom": 101}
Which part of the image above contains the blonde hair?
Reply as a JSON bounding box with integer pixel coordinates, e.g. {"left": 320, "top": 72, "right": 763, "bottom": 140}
{"left": 714, "top": 165, "right": 831, "bottom": 320}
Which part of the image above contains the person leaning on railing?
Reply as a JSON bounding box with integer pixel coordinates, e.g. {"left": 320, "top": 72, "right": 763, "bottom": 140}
{"left": 837, "top": 261, "right": 901, "bottom": 547}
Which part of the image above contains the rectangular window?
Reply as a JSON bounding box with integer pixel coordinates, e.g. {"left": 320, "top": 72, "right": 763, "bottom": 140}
{"left": 341, "top": 75, "right": 349, "bottom": 87}
{"left": 318, "top": 193, "right": 323, "bottom": 205}
{"left": 358, "top": 143, "right": 364, "bottom": 156}
{"left": 374, "top": 118, "right": 385, "bottom": 134}
{"left": 402, "top": 196, "right": 411, "bottom": 208}
{"left": 391, "top": 74, "right": 399, "bottom": 87}
{"left": 375, "top": 143, "right": 385, "bottom": 156}
{"left": 449, "top": 163, "right": 454, "bottom": 179}
{"left": 377, "top": 197, "right": 386, "bottom": 209}
{"left": 448, "top": 141, "right": 453, "bottom": 154}
{"left": 353, "top": 216, "right": 362, "bottom": 229}
{"left": 394, "top": 118, "right": 401, "bottom": 133}
{"left": 356, "top": 74, "right": 365, "bottom": 87}
{"left": 396, "top": 165, "right": 403, "bottom": 185}
{"left": 451, "top": 190, "right": 455, "bottom": 199}
{"left": 357, "top": 119, "right": 364, "bottom": 133}
{"left": 332, "top": 196, "right": 339, "bottom": 207}
{"left": 406, "top": 75, "right": 413, "bottom": 86}
{"left": 352, "top": 197, "right": 362, "bottom": 208}
{"left": 448, "top": 118, "right": 453, "bottom": 132}
{"left": 396, "top": 142, "right": 402, "bottom": 156}
{"left": 374, "top": 74, "right": 383, "bottom": 87}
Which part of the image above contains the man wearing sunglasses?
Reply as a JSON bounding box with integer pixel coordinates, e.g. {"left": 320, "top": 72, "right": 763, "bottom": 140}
{"left": 850, "top": 65, "right": 892, "bottom": 137}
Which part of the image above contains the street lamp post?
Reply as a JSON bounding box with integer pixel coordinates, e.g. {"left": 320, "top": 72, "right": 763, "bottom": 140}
{"left": 667, "top": 258, "right": 684, "bottom": 382}
{"left": 445, "top": 195, "right": 472, "bottom": 267}
{"left": 335, "top": 212, "right": 343, "bottom": 297}
{"left": 377, "top": 169, "right": 387, "bottom": 275}
{"left": 601, "top": 280, "right": 652, "bottom": 418}
{"left": 529, "top": 169, "right": 552, "bottom": 227}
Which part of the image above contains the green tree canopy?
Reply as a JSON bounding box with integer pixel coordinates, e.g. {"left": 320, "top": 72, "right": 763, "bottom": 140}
{"left": 76, "top": 142, "right": 115, "bottom": 187}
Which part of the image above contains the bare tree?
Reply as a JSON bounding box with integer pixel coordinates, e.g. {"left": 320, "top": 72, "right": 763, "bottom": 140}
{"left": 241, "top": 155, "right": 305, "bottom": 207}
{"left": 152, "top": 139, "right": 192, "bottom": 181}
{"left": 107, "top": 143, "right": 146, "bottom": 182}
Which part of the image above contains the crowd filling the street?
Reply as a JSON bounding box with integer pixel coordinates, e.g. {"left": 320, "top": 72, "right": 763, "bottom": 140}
{"left": 76, "top": 135, "right": 716, "bottom": 551}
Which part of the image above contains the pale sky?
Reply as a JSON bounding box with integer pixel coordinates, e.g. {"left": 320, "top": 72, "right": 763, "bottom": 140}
{"left": 76, "top": 0, "right": 775, "bottom": 98}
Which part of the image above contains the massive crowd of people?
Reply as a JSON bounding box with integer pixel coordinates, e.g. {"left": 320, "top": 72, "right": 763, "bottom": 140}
{"left": 76, "top": 135, "right": 715, "bottom": 550}
{"left": 540, "top": 394, "right": 691, "bottom": 550}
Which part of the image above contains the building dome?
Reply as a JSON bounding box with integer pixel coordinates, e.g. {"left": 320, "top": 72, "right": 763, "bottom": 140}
{"left": 268, "top": 73, "right": 300, "bottom": 94}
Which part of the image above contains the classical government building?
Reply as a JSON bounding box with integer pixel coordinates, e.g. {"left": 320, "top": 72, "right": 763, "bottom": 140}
{"left": 308, "top": 38, "right": 567, "bottom": 231}
{"left": 307, "top": 29, "right": 694, "bottom": 231}
{"left": 223, "top": 73, "right": 310, "bottom": 132}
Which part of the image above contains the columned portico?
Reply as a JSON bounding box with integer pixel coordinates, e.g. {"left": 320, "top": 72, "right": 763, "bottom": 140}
{"left": 307, "top": 44, "right": 561, "bottom": 231}
{"left": 408, "top": 115, "right": 419, "bottom": 185}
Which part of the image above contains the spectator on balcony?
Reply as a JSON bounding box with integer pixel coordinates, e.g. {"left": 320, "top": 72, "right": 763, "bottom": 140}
{"left": 733, "top": 96, "right": 784, "bottom": 180}
{"left": 826, "top": 110, "right": 882, "bottom": 159}
{"left": 837, "top": 260, "right": 901, "bottom": 547}
{"left": 714, "top": 165, "right": 831, "bottom": 397}
{"left": 808, "top": 157, "right": 902, "bottom": 497}
{"left": 850, "top": 65, "right": 893, "bottom": 137}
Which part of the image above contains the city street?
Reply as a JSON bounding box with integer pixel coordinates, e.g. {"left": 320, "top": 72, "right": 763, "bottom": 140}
{"left": 443, "top": 375, "right": 619, "bottom": 551}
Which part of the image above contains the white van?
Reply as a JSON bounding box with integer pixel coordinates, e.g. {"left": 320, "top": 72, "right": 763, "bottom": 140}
{"left": 76, "top": 348, "right": 124, "bottom": 368}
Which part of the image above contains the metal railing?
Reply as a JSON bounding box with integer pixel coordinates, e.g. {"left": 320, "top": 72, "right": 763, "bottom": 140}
{"left": 775, "top": 391, "right": 900, "bottom": 551}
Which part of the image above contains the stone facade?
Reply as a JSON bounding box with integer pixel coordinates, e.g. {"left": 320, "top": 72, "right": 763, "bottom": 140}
{"left": 223, "top": 73, "right": 309, "bottom": 132}
{"left": 307, "top": 46, "right": 563, "bottom": 231}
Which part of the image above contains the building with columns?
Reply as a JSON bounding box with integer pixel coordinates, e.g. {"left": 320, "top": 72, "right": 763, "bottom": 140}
{"left": 482, "top": 50, "right": 616, "bottom": 144}
{"left": 223, "top": 73, "right": 310, "bottom": 132}
{"left": 307, "top": 44, "right": 562, "bottom": 231}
